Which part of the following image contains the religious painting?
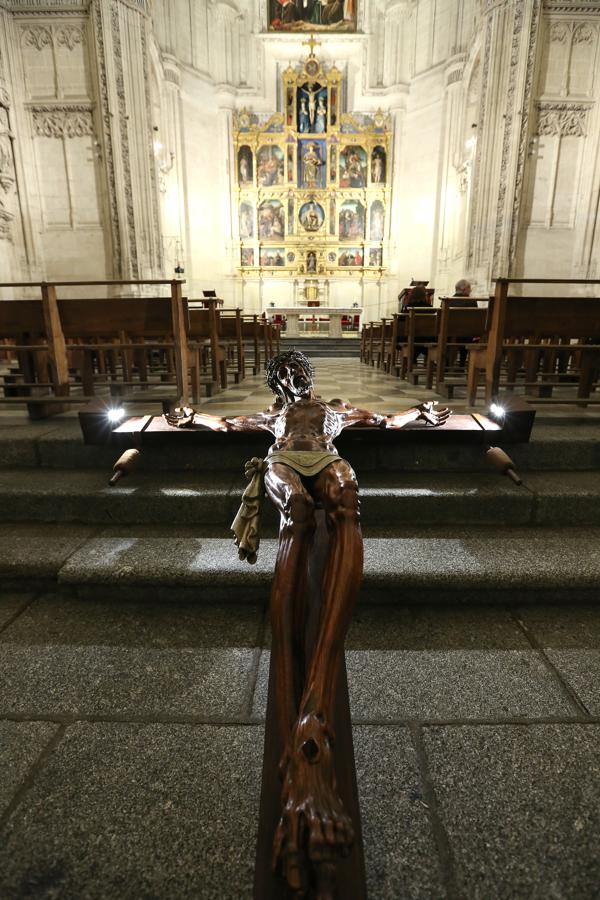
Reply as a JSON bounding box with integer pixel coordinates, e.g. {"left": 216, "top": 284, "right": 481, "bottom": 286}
{"left": 371, "top": 146, "right": 386, "bottom": 184}
{"left": 338, "top": 247, "right": 363, "bottom": 267}
{"left": 257, "top": 145, "right": 284, "bottom": 186}
{"left": 329, "top": 145, "right": 336, "bottom": 181}
{"left": 339, "top": 200, "right": 365, "bottom": 240}
{"left": 329, "top": 196, "right": 336, "bottom": 235}
{"left": 330, "top": 86, "right": 338, "bottom": 126}
{"left": 369, "top": 199, "right": 384, "bottom": 241}
{"left": 287, "top": 144, "right": 295, "bottom": 182}
{"left": 297, "top": 84, "right": 327, "bottom": 133}
{"left": 298, "top": 139, "right": 326, "bottom": 189}
{"left": 299, "top": 200, "right": 325, "bottom": 232}
{"left": 258, "top": 199, "right": 285, "bottom": 239}
{"left": 286, "top": 85, "right": 294, "bottom": 126}
{"left": 260, "top": 247, "right": 285, "bottom": 267}
{"left": 238, "top": 146, "right": 253, "bottom": 185}
{"left": 287, "top": 196, "right": 294, "bottom": 234}
{"left": 241, "top": 247, "right": 255, "bottom": 266}
{"left": 239, "top": 202, "right": 254, "bottom": 239}
{"left": 268, "top": 0, "right": 358, "bottom": 32}
{"left": 368, "top": 247, "right": 382, "bottom": 267}
{"left": 339, "top": 145, "right": 367, "bottom": 187}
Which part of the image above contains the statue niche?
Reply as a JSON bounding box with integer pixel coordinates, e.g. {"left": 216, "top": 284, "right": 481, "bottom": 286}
{"left": 297, "top": 82, "right": 327, "bottom": 133}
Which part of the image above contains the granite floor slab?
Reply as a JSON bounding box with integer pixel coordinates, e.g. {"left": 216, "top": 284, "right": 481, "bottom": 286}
{"left": 422, "top": 724, "right": 600, "bottom": 899}
{"left": 0, "top": 721, "right": 57, "bottom": 817}
{"left": 0, "top": 592, "right": 35, "bottom": 631}
{"left": 353, "top": 725, "right": 445, "bottom": 899}
{"left": 0, "top": 722, "right": 264, "bottom": 900}
{"left": 1, "top": 593, "right": 265, "bottom": 648}
{"left": 0, "top": 644, "right": 259, "bottom": 719}
{"left": 252, "top": 649, "right": 576, "bottom": 724}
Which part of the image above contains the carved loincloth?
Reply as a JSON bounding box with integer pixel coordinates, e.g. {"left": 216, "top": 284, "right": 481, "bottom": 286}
{"left": 231, "top": 451, "right": 342, "bottom": 565}
{"left": 267, "top": 449, "right": 341, "bottom": 477}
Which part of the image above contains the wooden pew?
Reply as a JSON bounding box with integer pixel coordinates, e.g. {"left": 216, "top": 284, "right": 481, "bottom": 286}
{"left": 0, "top": 298, "right": 62, "bottom": 418}
{"left": 218, "top": 308, "right": 245, "bottom": 383}
{"left": 384, "top": 313, "right": 408, "bottom": 376}
{"left": 425, "top": 302, "right": 488, "bottom": 396}
{"left": 467, "top": 279, "right": 600, "bottom": 405}
{"left": 366, "top": 322, "right": 383, "bottom": 367}
{"left": 242, "top": 315, "right": 262, "bottom": 375}
{"left": 0, "top": 280, "right": 189, "bottom": 416}
{"left": 188, "top": 306, "right": 225, "bottom": 399}
{"left": 359, "top": 323, "right": 370, "bottom": 364}
{"left": 398, "top": 309, "right": 439, "bottom": 383}
{"left": 57, "top": 295, "right": 187, "bottom": 398}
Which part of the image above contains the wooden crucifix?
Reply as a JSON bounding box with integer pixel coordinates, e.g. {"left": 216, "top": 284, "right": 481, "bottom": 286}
{"left": 165, "top": 350, "right": 450, "bottom": 899}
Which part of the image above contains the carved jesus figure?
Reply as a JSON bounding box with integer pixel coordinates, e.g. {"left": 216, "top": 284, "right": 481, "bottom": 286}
{"left": 166, "top": 350, "right": 450, "bottom": 895}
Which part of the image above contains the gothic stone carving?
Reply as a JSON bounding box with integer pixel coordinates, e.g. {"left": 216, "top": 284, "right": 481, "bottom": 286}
{"left": 55, "top": 24, "right": 84, "bottom": 49}
{"left": 493, "top": 0, "right": 526, "bottom": 270}
{"left": 508, "top": 0, "right": 541, "bottom": 268}
{"left": 536, "top": 102, "right": 591, "bottom": 136}
{"left": 572, "top": 22, "right": 595, "bottom": 43}
{"left": 549, "top": 21, "right": 569, "bottom": 42}
{"left": 0, "top": 99, "right": 15, "bottom": 240}
{"left": 93, "top": 0, "right": 122, "bottom": 273}
{"left": 110, "top": 0, "right": 138, "bottom": 277}
{"left": 21, "top": 25, "right": 52, "bottom": 50}
{"left": 32, "top": 105, "right": 94, "bottom": 138}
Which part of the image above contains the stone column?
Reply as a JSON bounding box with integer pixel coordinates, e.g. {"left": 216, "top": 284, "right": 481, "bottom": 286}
{"left": 467, "top": 0, "right": 541, "bottom": 286}
{"left": 158, "top": 54, "right": 188, "bottom": 279}
{"left": 91, "top": 0, "right": 162, "bottom": 281}
{"left": 0, "top": 6, "right": 41, "bottom": 281}
{"left": 433, "top": 55, "right": 466, "bottom": 297}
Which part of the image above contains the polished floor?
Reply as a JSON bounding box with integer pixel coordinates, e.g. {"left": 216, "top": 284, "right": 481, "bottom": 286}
{"left": 203, "top": 357, "right": 455, "bottom": 415}
{"left": 0, "top": 353, "right": 599, "bottom": 423}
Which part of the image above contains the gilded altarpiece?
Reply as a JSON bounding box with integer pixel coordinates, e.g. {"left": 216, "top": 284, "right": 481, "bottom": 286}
{"left": 233, "top": 49, "right": 391, "bottom": 279}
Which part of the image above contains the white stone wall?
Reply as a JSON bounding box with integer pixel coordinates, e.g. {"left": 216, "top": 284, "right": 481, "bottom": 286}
{"left": 516, "top": 5, "right": 600, "bottom": 291}
{"left": 1, "top": 0, "right": 600, "bottom": 312}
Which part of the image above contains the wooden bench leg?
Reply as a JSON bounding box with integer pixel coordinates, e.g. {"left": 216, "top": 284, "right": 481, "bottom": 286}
{"left": 467, "top": 353, "right": 480, "bottom": 406}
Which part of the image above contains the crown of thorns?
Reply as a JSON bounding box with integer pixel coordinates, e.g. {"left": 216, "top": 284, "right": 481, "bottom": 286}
{"left": 266, "top": 350, "right": 314, "bottom": 397}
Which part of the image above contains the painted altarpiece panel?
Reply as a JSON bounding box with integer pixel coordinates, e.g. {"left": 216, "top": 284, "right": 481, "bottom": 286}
{"left": 233, "top": 50, "right": 390, "bottom": 277}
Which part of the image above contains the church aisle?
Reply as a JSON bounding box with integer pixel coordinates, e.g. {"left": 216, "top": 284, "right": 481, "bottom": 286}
{"left": 201, "top": 357, "right": 453, "bottom": 415}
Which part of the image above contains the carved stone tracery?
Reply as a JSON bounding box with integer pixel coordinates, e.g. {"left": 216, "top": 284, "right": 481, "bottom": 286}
{"left": 536, "top": 102, "right": 590, "bottom": 136}
{"left": 549, "top": 21, "right": 569, "bottom": 42}
{"left": 0, "top": 93, "right": 15, "bottom": 241}
{"left": 572, "top": 21, "right": 595, "bottom": 43}
{"left": 21, "top": 24, "right": 52, "bottom": 49}
{"left": 508, "top": 0, "right": 541, "bottom": 268}
{"left": 31, "top": 104, "right": 93, "bottom": 138}
{"left": 55, "top": 23, "right": 84, "bottom": 49}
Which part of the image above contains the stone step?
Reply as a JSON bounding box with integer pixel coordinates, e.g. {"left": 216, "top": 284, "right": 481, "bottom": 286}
{"left": 2, "top": 522, "right": 599, "bottom": 604}
{"left": 2, "top": 421, "right": 600, "bottom": 473}
{"left": 279, "top": 337, "right": 359, "bottom": 357}
{"left": 1, "top": 468, "right": 600, "bottom": 528}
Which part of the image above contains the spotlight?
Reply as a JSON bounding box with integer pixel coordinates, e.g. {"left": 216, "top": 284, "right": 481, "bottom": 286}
{"left": 489, "top": 403, "right": 505, "bottom": 420}
{"left": 107, "top": 407, "right": 125, "bottom": 423}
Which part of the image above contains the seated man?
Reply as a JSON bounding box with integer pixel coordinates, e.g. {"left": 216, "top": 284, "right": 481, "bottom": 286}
{"left": 166, "top": 351, "right": 449, "bottom": 894}
{"left": 448, "top": 278, "right": 480, "bottom": 367}
{"left": 448, "top": 278, "right": 478, "bottom": 308}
